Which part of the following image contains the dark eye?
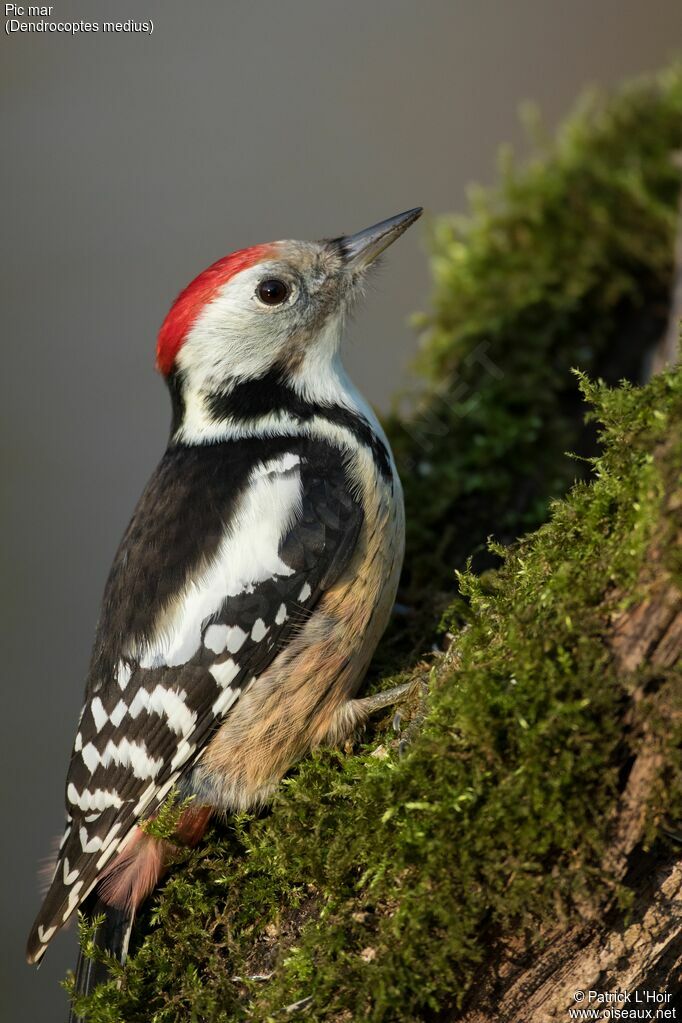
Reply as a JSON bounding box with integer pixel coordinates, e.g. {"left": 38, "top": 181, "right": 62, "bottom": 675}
{"left": 257, "top": 278, "right": 290, "bottom": 306}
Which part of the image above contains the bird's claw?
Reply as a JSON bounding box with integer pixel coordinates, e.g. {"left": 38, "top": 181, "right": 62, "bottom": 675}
{"left": 356, "top": 680, "right": 417, "bottom": 716}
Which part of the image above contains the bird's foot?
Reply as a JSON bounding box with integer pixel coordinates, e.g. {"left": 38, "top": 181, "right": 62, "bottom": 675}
{"left": 354, "top": 680, "right": 418, "bottom": 716}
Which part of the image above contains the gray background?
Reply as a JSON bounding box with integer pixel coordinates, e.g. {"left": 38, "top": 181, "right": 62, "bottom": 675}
{"left": 2, "top": 2, "right": 681, "bottom": 1018}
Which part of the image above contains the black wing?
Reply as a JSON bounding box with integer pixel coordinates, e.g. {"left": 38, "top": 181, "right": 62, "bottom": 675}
{"left": 27, "top": 437, "right": 362, "bottom": 962}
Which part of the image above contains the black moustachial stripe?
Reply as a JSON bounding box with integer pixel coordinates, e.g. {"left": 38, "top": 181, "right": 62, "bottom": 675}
{"left": 205, "top": 365, "right": 392, "bottom": 480}
{"left": 166, "top": 368, "right": 186, "bottom": 438}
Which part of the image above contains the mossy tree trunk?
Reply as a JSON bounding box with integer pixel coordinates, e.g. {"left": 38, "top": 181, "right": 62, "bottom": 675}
{"left": 460, "top": 460, "right": 682, "bottom": 1021}
{"left": 458, "top": 201, "right": 682, "bottom": 1021}
{"left": 456, "top": 182, "right": 682, "bottom": 1020}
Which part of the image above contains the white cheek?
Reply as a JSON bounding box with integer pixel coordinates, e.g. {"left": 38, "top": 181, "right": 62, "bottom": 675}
{"left": 176, "top": 271, "right": 297, "bottom": 386}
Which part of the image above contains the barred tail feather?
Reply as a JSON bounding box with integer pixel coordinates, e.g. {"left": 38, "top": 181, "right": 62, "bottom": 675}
{"left": 67, "top": 899, "right": 134, "bottom": 1023}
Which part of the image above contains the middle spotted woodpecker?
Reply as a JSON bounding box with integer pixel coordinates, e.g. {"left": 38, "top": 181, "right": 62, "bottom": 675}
{"left": 27, "top": 207, "right": 422, "bottom": 1014}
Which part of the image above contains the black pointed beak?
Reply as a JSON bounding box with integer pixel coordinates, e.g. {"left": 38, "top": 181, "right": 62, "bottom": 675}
{"left": 337, "top": 207, "right": 422, "bottom": 270}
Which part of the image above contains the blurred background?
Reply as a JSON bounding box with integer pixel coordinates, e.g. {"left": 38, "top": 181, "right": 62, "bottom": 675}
{"left": 2, "top": 1, "right": 681, "bottom": 1017}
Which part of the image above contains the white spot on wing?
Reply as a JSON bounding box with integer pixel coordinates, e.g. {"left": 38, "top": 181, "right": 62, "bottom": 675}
{"left": 134, "top": 781, "right": 157, "bottom": 815}
{"left": 212, "top": 686, "right": 242, "bottom": 717}
{"left": 251, "top": 618, "right": 268, "bottom": 642}
{"left": 79, "top": 827, "right": 103, "bottom": 853}
{"left": 109, "top": 699, "right": 127, "bottom": 728}
{"left": 209, "top": 658, "right": 240, "bottom": 689}
{"left": 127, "top": 689, "right": 148, "bottom": 719}
{"left": 63, "top": 858, "right": 79, "bottom": 885}
{"left": 170, "top": 739, "right": 195, "bottom": 772}
{"left": 204, "top": 624, "right": 229, "bottom": 654}
{"left": 81, "top": 742, "right": 100, "bottom": 774}
{"left": 96, "top": 841, "right": 121, "bottom": 870}
{"left": 63, "top": 880, "right": 84, "bottom": 920}
{"left": 226, "top": 625, "right": 247, "bottom": 653}
{"left": 153, "top": 687, "right": 196, "bottom": 735}
{"left": 103, "top": 822, "right": 123, "bottom": 847}
{"left": 116, "top": 661, "right": 132, "bottom": 690}
{"left": 58, "top": 822, "right": 72, "bottom": 851}
{"left": 298, "top": 582, "right": 312, "bottom": 601}
{"left": 91, "top": 697, "right": 108, "bottom": 731}
{"left": 275, "top": 603, "right": 287, "bottom": 624}
{"left": 38, "top": 924, "right": 57, "bottom": 944}
{"left": 155, "top": 772, "right": 180, "bottom": 803}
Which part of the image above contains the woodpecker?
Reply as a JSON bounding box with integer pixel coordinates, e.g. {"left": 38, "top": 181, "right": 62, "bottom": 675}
{"left": 27, "top": 207, "right": 421, "bottom": 1015}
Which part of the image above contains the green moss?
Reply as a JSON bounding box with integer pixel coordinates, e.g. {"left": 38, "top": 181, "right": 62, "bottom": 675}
{"left": 389, "top": 64, "right": 682, "bottom": 614}
{"left": 139, "top": 790, "right": 196, "bottom": 841}
{"left": 67, "top": 68, "right": 682, "bottom": 1022}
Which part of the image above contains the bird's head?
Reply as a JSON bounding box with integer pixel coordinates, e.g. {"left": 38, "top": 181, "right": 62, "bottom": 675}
{"left": 156, "top": 208, "right": 422, "bottom": 433}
